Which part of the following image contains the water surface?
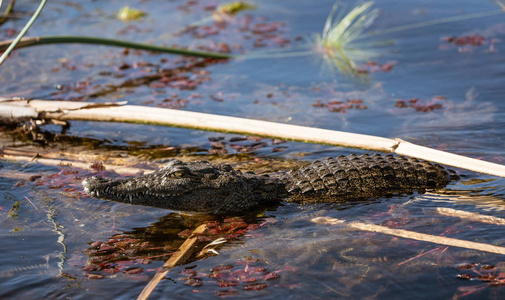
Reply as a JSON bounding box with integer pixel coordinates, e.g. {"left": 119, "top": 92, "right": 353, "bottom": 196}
{"left": 1, "top": 0, "right": 505, "bottom": 299}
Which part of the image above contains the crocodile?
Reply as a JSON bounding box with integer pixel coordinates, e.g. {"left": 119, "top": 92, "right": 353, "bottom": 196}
{"left": 82, "top": 153, "right": 458, "bottom": 214}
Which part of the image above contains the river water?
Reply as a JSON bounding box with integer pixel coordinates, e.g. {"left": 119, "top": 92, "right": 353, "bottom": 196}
{"left": 1, "top": 0, "right": 505, "bottom": 299}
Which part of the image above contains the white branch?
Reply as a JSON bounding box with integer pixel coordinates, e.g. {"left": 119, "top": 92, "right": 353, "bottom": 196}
{"left": 312, "top": 216, "right": 505, "bottom": 255}
{"left": 2, "top": 98, "right": 505, "bottom": 177}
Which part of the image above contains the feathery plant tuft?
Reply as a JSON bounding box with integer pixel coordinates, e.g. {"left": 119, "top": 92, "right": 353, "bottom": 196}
{"left": 318, "top": 1, "right": 378, "bottom": 51}
{"left": 315, "top": 1, "right": 378, "bottom": 74}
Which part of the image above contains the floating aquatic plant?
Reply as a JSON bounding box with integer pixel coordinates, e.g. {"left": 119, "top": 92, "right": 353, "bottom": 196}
{"left": 215, "top": 1, "right": 255, "bottom": 17}
{"left": 315, "top": 1, "right": 379, "bottom": 74}
{"left": 188, "top": 1, "right": 255, "bottom": 26}
{"left": 318, "top": 1, "right": 378, "bottom": 51}
{"left": 117, "top": 6, "right": 146, "bottom": 22}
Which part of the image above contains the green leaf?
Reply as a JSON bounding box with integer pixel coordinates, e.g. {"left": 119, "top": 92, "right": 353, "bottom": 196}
{"left": 117, "top": 6, "right": 146, "bottom": 21}
{"left": 8, "top": 201, "right": 20, "bottom": 218}
{"left": 216, "top": 1, "right": 255, "bottom": 16}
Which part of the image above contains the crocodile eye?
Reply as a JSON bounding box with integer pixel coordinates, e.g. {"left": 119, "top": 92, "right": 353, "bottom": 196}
{"left": 171, "top": 166, "right": 190, "bottom": 177}
{"left": 172, "top": 170, "right": 185, "bottom": 177}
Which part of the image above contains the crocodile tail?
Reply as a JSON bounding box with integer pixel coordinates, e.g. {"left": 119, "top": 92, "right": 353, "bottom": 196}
{"left": 282, "top": 154, "right": 455, "bottom": 201}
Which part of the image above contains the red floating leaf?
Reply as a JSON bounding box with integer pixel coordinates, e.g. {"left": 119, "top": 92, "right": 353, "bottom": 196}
{"left": 180, "top": 269, "right": 197, "bottom": 277}
{"left": 249, "top": 266, "right": 265, "bottom": 274}
{"left": 212, "top": 265, "right": 234, "bottom": 272}
{"left": 89, "top": 241, "right": 103, "bottom": 247}
{"left": 86, "top": 273, "right": 105, "bottom": 279}
{"left": 184, "top": 278, "right": 203, "bottom": 286}
{"left": 103, "top": 267, "right": 121, "bottom": 274}
{"left": 246, "top": 224, "right": 260, "bottom": 231}
{"left": 243, "top": 283, "right": 267, "bottom": 291}
{"left": 395, "top": 100, "right": 409, "bottom": 108}
{"left": 82, "top": 265, "right": 99, "bottom": 272}
{"left": 123, "top": 267, "right": 143, "bottom": 275}
{"left": 347, "top": 99, "right": 363, "bottom": 104}
{"left": 229, "top": 270, "right": 249, "bottom": 281}
{"left": 263, "top": 272, "right": 281, "bottom": 280}
{"left": 215, "top": 290, "right": 240, "bottom": 297}
{"left": 217, "top": 280, "right": 239, "bottom": 287}
{"left": 237, "top": 256, "right": 259, "bottom": 265}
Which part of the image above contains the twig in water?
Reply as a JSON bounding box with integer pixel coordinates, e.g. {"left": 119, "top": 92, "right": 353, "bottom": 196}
{"left": 137, "top": 224, "right": 208, "bottom": 300}
{"left": 436, "top": 207, "right": 505, "bottom": 226}
{"left": 312, "top": 217, "right": 505, "bottom": 255}
{"left": 24, "top": 196, "right": 39, "bottom": 212}
{"left": 397, "top": 246, "right": 447, "bottom": 266}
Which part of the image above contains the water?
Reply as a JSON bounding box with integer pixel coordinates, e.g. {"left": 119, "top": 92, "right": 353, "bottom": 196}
{"left": 1, "top": 0, "right": 505, "bottom": 298}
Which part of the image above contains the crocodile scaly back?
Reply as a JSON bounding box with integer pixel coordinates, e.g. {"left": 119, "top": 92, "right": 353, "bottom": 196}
{"left": 282, "top": 154, "right": 456, "bottom": 200}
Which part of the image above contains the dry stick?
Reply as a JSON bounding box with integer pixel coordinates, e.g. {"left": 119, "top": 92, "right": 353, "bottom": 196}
{"left": 137, "top": 224, "right": 208, "bottom": 300}
{"left": 436, "top": 207, "right": 505, "bottom": 225}
{"left": 1, "top": 148, "right": 148, "bottom": 175}
{"left": 2, "top": 99, "right": 505, "bottom": 177}
{"left": 0, "top": 104, "right": 38, "bottom": 122}
{"left": 312, "top": 217, "right": 505, "bottom": 255}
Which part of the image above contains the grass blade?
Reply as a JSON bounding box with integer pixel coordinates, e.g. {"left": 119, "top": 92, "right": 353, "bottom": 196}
{"left": 0, "top": 0, "right": 46, "bottom": 66}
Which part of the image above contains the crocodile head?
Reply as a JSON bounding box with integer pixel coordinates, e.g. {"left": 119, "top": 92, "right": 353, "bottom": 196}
{"left": 82, "top": 160, "right": 260, "bottom": 214}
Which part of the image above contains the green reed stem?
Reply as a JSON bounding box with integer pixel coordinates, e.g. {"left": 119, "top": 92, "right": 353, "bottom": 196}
{"left": 0, "top": 0, "right": 46, "bottom": 66}
{"left": 0, "top": 35, "right": 234, "bottom": 59}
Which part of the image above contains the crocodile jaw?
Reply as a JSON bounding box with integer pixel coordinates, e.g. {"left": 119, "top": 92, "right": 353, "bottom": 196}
{"left": 82, "top": 175, "right": 250, "bottom": 214}
{"left": 81, "top": 160, "right": 263, "bottom": 214}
